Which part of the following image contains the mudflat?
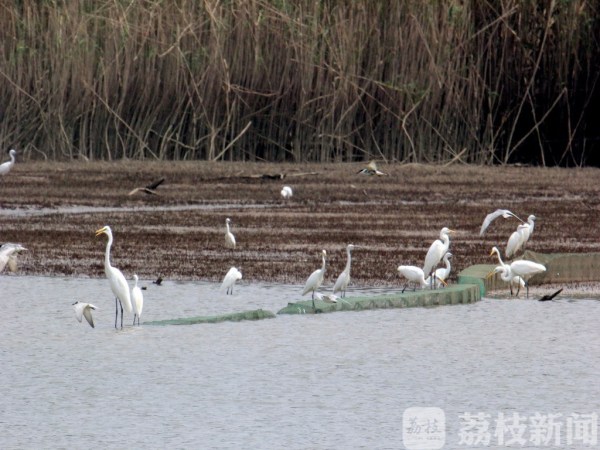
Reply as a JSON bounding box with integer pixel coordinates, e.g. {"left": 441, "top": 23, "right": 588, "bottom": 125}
{"left": 1, "top": 161, "right": 599, "bottom": 286}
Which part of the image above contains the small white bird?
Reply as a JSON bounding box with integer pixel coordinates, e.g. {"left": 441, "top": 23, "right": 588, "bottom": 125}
{"left": 221, "top": 267, "right": 242, "bottom": 295}
{"left": 224, "top": 218, "right": 236, "bottom": 249}
{"left": 131, "top": 274, "right": 144, "bottom": 326}
{"left": 333, "top": 244, "right": 355, "bottom": 297}
{"left": 72, "top": 301, "right": 98, "bottom": 328}
{"left": 0, "top": 243, "right": 27, "bottom": 273}
{"left": 423, "top": 227, "right": 455, "bottom": 281}
{"left": 302, "top": 249, "right": 327, "bottom": 309}
{"left": 281, "top": 186, "right": 293, "bottom": 199}
{"left": 505, "top": 224, "right": 528, "bottom": 258}
{"left": 357, "top": 160, "right": 387, "bottom": 176}
{"left": 480, "top": 209, "right": 524, "bottom": 236}
{"left": 397, "top": 265, "right": 431, "bottom": 292}
{"left": 425, "top": 252, "right": 453, "bottom": 288}
{"left": 0, "top": 149, "right": 17, "bottom": 176}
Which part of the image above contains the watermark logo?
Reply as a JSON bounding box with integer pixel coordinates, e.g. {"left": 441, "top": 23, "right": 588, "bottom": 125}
{"left": 403, "top": 406, "right": 446, "bottom": 450}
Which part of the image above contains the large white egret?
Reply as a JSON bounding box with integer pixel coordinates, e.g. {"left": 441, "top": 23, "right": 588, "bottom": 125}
{"left": 505, "top": 224, "right": 527, "bottom": 258}
{"left": 520, "top": 215, "right": 536, "bottom": 249}
{"left": 95, "top": 225, "right": 132, "bottom": 328}
{"left": 131, "top": 274, "right": 144, "bottom": 326}
{"left": 0, "top": 243, "right": 27, "bottom": 273}
{"left": 397, "top": 265, "right": 444, "bottom": 292}
{"left": 302, "top": 249, "right": 327, "bottom": 309}
{"left": 0, "top": 149, "right": 16, "bottom": 176}
{"left": 425, "top": 252, "right": 453, "bottom": 288}
{"left": 224, "top": 218, "right": 236, "bottom": 249}
{"left": 479, "top": 209, "right": 524, "bottom": 235}
{"left": 489, "top": 246, "right": 546, "bottom": 298}
{"left": 423, "top": 227, "right": 455, "bottom": 281}
{"left": 221, "top": 267, "right": 242, "bottom": 295}
{"left": 333, "top": 244, "right": 355, "bottom": 297}
{"left": 281, "top": 186, "right": 293, "bottom": 199}
{"left": 72, "top": 301, "right": 98, "bottom": 328}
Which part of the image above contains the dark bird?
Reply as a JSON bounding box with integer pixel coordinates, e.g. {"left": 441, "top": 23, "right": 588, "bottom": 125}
{"left": 538, "top": 288, "right": 563, "bottom": 302}
{"left": 128, "top": 178, "right": 165, "bottom": 196}
{"left": 357, "top": 161, "right": 387, "bottom": 176}
{"left": 152, "top": 276, "right": 163, "bottom": 286}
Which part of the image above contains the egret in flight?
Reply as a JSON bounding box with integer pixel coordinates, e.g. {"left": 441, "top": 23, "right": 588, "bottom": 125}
{"left": 224, "top": 218, "right": 236, "bottom": 249}
{"left": 423, "top": 227, "right": 455, "bottom": 283}
{"left": 489, "top": 246, "right": 546, "bottom": 298}
{"left": 281, "top": 186, "right": 293, "bottom": 199}
{"left": 0, "top": 243, "right": 27, "bottom": 273}
{"left": 131, "top": 274, "right": 144, "bottom": 326}
{"left": 333, "top": 244, "right": 355, "bottom": 298}
{"left": 0, "top": 149, "right": 17, "bottom": 176}
{"left": 302, "top": 249, "right": 327, "bottom": 309}
{"left": 479, "top": 209, "right": 524, "bottom": 235}
{"left": 72, "top": 301, "right": 98, "bottom": 328}
{"left": 95, "top": 226, "right": 132, "bottom": 328}
{"left": 221, "top": 267, "right": 242, "bottom": 295}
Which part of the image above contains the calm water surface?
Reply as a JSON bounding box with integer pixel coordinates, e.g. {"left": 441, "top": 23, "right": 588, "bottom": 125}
{"left": 1, "top": 275, "right": 599, "bottom": 449}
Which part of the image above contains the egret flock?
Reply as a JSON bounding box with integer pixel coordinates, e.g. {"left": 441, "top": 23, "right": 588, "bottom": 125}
{"left": 0, "top": 148, "right": 550, "bottom": 328}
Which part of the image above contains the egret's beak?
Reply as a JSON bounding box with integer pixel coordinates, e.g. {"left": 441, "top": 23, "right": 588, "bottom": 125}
{"left": 486, "top": 270, "right": 496, "bottom": 279}
{"left": 489, "top": 249, "right": 495, "bottom": 257}
{"left": 448, "top": 229, "right": 457, "bottom": 234}
{"left": 95, "top": 227, "right": 106, "bottom": 237}
{"left": 436, "top": 277, "right": 448, "bottom": 287}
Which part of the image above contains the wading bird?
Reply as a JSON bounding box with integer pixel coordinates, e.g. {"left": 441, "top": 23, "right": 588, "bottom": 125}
{"left": 489, "top": 246, "right": 546, "bottom": 298}
{"left": 479, "top": 209, "right": 524, "bottom": 236}
{"left": 506, "top": 224, "right": 528, "bottom": 258}
{"left": 0, "top": 149, "right": 17, "bottom": 176}
{"left": 224, "top": 218, "right": 236, "bottom": 249}
{"left": 131, "top": 274, "right": 144, "bottom": 326}
{"left": 281, "top": 186, "right": 293, "bottom": 199}
{"left": 95, "top": 226, "right": 132, "bottom": 328}
{"left": 72, "top": 301, "right": 98, "bottom": 328}
{"left": 0, "top": 243, "right": 27, "bottom": 273}
{"left": 221, "top": 267, "right": 242, "bottom": 295}
{"left": 302, "top": 250, "right": 327, "bottom": 309}
{"left": 333, "top": 244, "right": 355, "bottom": 298}
{"left": 357, "top": 160, "right": 387, "bottom": 176}
{"left": 397, "top": 265, "right": 445, "bottom": 292}
{"left": 520, "top": 215, "right": 536, "bottom": 249}
{"left": 423, "top": 227, "right": 455, "bottom": 284}
{"left": 425, "top": 252, "right": 453, "bottom": 288}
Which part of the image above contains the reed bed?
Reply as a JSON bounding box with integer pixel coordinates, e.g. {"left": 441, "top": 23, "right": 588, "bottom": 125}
{"left": 0, "top": 0, "right": 598, "bottom": 165}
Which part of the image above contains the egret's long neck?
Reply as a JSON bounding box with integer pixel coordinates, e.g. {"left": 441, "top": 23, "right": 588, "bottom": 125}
{"left": 494, "top": 249, "right": 505, "bottom": 267}
{"left": 104, "top": 235, "right": 113, "bottom": 270}
{"left": 444, "top": 255, "right": 451, "bottom": 271}
{"left": 321, "top": 254, "right": 326, "bottom": 272}
{"left": 226, "top": 222, "right": 230, "bottom": 233}
{"left": 344, "top": 249, "right": 352, "bottom": 273}
{"left": 500, "top": 267, "right": 512, "bottom": 282}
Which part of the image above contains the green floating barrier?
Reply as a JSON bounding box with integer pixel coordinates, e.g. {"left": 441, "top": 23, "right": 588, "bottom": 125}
{"left": 145, "top": 308, "right": 276, "bottom": 325}
{"left": 277, "top": 284, "right": 481, "bottom": 315}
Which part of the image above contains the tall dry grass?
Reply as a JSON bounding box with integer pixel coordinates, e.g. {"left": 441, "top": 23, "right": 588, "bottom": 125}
{"left": 0, "top": 0, "right": 598, "bottom": 165}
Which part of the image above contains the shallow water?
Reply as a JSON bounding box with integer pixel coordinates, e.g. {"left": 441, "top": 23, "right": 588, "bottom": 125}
{"left": 1, "top": 275, "right": 599, "bottom": 449}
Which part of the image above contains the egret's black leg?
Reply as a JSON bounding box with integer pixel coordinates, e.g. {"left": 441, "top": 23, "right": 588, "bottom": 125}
{"left": 402, "top": 284, "right": 407, "bottom": 293}
{"left": 120, "top": 300, "right": 124, "bottom": 328}
{"left": 115, "top": 297, "right": 118, "bottom": 328}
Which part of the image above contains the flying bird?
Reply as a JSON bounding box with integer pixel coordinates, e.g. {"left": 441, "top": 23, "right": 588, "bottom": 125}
{"left": 281, "top": 186, "right": 293, "bottom": 199}
{"left": 72, "top": 301, "right": 98, "bottom": 328}
{"left": 128, "top": 178, "right": 165, "bottom": 196}
{"left": 224, "top": 218, "right": 236, "bottom": 249}
{"left": 95, "top": 225, "right": 132, "bottom": 328}
{"left": 131, "top": 274, "right": 144, "bottom": 326}
{"left": 357, "top": 160, "right": 387, "bottom": 176}
{"left": 423, "top": 227, "right": 455, "bottom": 282}
{"left": 479, "top": 209, "right": 524, "bottom": 236}
{"left": 0, "top": 243, "right": 27, "bottom": 273}
{"left": 221, "top": 267, "right": 242, "bottom": 295}
{"left": 0, "top": 149, "right": 17, "bottom": 176}
{"left": 302, "top": 250, "right": 327, "bottom": 309}
{"left": 333, "top": 244, "right": 355, "bottom": 298}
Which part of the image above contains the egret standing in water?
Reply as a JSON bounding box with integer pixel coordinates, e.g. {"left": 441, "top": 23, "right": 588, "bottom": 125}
{"left": 224, "top": 218, "right": 236, "bottom": 249}
{"left": 0, "top": 149, "right": 17, "bottom": 176}
{"left": 72, "top": 301, "right": 98, "bottom": 328}
{"left": 95, "top": 226, "right": 132, "bottom": 328}
{"left": 423, "top": 227, "right": 455, "bottom": 284}
{"left": 333, "top": 244, "right": 355, "bottom": 298}
{"left": 131, "top": 274, "right": 144, "bottom": 326}
{"left": 0, "top": 243, "right": 27, "bottom": 273}
{"left": 302, "top": 250, "right": 327, "bottom": 309}
{"left": 489, "top": 246, "right": 546, "bottom": 298}
{"left": 221, "top": 267, "right": 242, "bottom": 295}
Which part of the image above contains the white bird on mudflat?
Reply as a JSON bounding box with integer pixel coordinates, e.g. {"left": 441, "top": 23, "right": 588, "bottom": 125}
{"left": 95, "top": 225, "right": 132, "bottom": 329}
{"left": 397, "top": 265, "right": 445, "bottom": 292}
{"left": 131, "top": 274, "right": 144, "bottom": 326}
{"left": 423, "top": 227, "right": 455, "bottom": 282}
{"left": 333, "top": 244, "right": 355, "bottom": 297}
{"left": 224, "top": 218, "right": 236, "bottom": 249}
{"left": 72, "top": 301, "right": 98, "bottom": 328}
{"left": 281, "top": 186, "right": 293, "bottom": 199}
{"left": 0, "top": 149, "right": 17, "bottom": 176}
{"left": 0, "top": 243, "right": 27, "bottom": 273}
{"left": 302, "top": 249, "right": 327, "bottom": 309}
{"left": 480, "top": 209, "right": 524, "bottom": 236}
{"left": 221, "top": 267, "right": 242, "bottom": 295}
{"left": 489, "top": 246, "right": 546, "bottom": 298}
{"left": 425, "top": 252, "right": 453, "bottom": 288}
{"left": 506, "top": 224, "right": 528, "bottom": 258}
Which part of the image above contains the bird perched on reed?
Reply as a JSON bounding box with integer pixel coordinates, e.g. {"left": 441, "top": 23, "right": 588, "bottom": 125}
{"left": 0, "top": 149, "right": 17, "bottom": 176}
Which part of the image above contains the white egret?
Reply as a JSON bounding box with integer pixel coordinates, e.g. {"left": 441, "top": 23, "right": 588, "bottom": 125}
{"left": 520, "top": 215, "right": 536, "bottom": 248}
{"left": 333, "top": 244, "right": 355, "bottom": 297}
{"left": 357, "top": 160, "right": 387, "bottom": 176}
{"left": 425, "top": 252, "right": 453, "bottom": 288}
{"left": 423, "top": 227, "right": 455, "bottom": 282}
{"left": 479, "top": 209, "right": 524, "bottom": 235}
{"left": 0, "top": 149, "right": 17, "bottom": 176}
{"left": 0, "top": 243, "right": 27, "bottom": 273}
{"left": 489, "top": 246, "right": 546, "bottom": 298}
{"left": 95, "top": 225, "right": 132, "bottom": 328}
{"left": 302, "top": 249, "right": 327, "bottom": 309}
{"left": 131, "top": 274, "right": 144, "bottom": 326}
{"left": 72, "top": 301, "right": 98, "bottom": 328}
{"left": 224, "top": 218, "right": 236, "bottom": 249}
{"left": 505, "top": 224, "right": 528, "bottom": 258}
{"left": 398, "top": 265, "right": 445, "bottom": 292}
{"left": 281, "top": 186, "right": 293, "bottom": 199}
{"left": 221, "top": 267, "right": 242, "bottom": 295}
